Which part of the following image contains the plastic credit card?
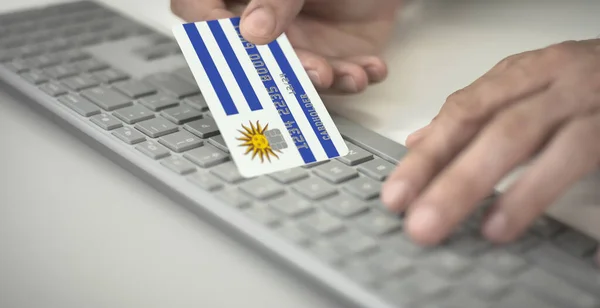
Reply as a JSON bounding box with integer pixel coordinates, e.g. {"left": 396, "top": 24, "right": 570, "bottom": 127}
{"left": 172, "top": 17, "right": 348, "bottom": 177}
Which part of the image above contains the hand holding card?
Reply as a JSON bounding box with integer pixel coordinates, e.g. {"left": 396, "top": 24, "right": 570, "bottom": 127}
{"left": 172, "top": 18, "right": 348, "bottom": 177}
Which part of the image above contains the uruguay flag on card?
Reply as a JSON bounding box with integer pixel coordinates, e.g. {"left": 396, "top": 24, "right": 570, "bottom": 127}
{"left": 172, "top": 17, "right": 348, "bottom": 177}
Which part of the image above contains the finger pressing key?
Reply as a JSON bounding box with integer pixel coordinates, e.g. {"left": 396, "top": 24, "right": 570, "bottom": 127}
{"left": 403, "top": 83, "right": 600, "bottom": 245}
{"left": 482, "top": 111, "right": 600, "bottom": 243}
{"left": 381, "top": 50, "right": 555, "bottom": 216}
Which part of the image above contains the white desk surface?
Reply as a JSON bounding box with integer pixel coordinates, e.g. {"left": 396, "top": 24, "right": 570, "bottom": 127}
{"left": 2, "top": 1, "right": 600, "bottom": 307}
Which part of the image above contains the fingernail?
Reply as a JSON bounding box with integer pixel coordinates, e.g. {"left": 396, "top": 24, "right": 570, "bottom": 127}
{"left": 407, "top": 206, "right": 442, "bottom": 236}
{"left": 405, "top": 124, "right": 430, "bottom": 146}
{"left": 338, "top": 75, "right": 357, "bottom": 92}
{"left": 483, "top": 212, "right": 508, "bottom": 239}
{"left": 244, "top": 7, "right": 275, "bottom": 39}
{"left": 407, "top": 125, "right": 428, "bottom": 140}
{"left": 381, "top": 181, "right": 409, "bottom": 211}
{"left": 307, "top": 70, "right": 321, "bottom": 86}
{"left": 365, "top": 65, "right": 382, "bottom": 81}
{"left": 409, "top": 123, "right": 431, "bottom": 136}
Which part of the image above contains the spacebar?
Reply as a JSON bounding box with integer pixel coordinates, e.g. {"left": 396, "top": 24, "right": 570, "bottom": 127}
{"left": 331, "top": 113, "right": 408, "bottom": 164}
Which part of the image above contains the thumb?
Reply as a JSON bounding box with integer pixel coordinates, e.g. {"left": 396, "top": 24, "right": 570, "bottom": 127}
{"left": 240, "top": 0, "right": 305, "bottom": 45}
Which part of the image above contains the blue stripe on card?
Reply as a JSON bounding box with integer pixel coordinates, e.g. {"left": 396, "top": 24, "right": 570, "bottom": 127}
{"left": 207, "top": 20, "right": 263, "bottom": 112}
{"left": 183, "top": 23, "right": 238, "bottom": 116}
{"left": 230, "top": 18, "right": 316, "bottom": 164}
{"left": 267, "top": 40, "right": 340, "bottom": 158}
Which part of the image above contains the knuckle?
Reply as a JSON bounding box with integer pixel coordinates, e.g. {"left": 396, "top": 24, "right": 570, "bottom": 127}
{"left": 495, "top": 54, "right": 521, "bottom": 71}
{"left": 564, "top": 117, "right": 600, "bottom": 147}
{"left": 542, "top": 41, "right": 577, "bottom": 63}
{"left": 170, "top": 0, "right": 186, "bottom": 17}
{"left": 491, "top": 108, "right": 533, "bottom": 141}
{"left": 441, "top": 87, "right": 488, "bottom": 125}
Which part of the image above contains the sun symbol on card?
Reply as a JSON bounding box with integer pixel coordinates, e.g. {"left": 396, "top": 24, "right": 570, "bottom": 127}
{"left": 237, "top": 120, "right": 286, "bottom": 163}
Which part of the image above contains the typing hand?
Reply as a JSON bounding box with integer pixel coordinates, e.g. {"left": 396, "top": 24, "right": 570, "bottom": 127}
{"left": 380, "top": 39, "right": 600, "bottom": 261}
{"left": 170, "top": 0, "right": 402, "bottom": 94}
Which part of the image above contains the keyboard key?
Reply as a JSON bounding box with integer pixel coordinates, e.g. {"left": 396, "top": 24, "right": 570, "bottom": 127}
{"left": 275, "top": 223, "right": 310, "bottom": 245}
{"left": 463, "top": 268, "right": 511, "bottom": 299}
{"left": 134, "top": 117, "right": 178, "bottom": 138}
{"left": 380, "top": 271, "right": 451, "bottom": 303}
{"left": 298, "top": 211, "right": 344, "bottom": 236}
{"left": 158, "top": 130, "right": 203, "bottom": 152}
{"left": 24, "top": 53, "right": 62, "bottom": 68}
{"left": 239, "top": 177, "right": 284, "bottom": 200}
{"left": 114, "top": 79, "right": 156, "bottom": 98}
{"left": 354, "top": 211, "right": 402, "bottom": 236}
{"left": 139, "top": 93, "right": 179, "bottom": 111}
{"left": 516, "top": 268, "right": 599, "bottom": 308}
{"left": 441, "top": 291, "right": 492, "bottom": 308}
{"left": 82, "top": 86, "right": 132, "bottom": 112}
{"left": 423, "top": 250, "right": 472, "bottom": 277}
{"left": 554, "top": 230, "right": 598, "bottom": 257}
{"left": 244, "top": 205, "right": 280, "bottom": 226}
{"left": 160, "top": 156, "right": 196, "bottom": 175}
{"left": 63, "top": 49, "right": 90, "bottom": 62}
{"left": 308, "top": 241, "right": 343, "bottom": 264}
{"left": 63, "top": 75, "right": 101, "bottom": 91}
{"left": 181, "top": 143, "right": 228, "bottom": 167}
{"left": 187, "top": 171, "right": 223, "bottom": 191}
{"left": 313, "top": 160, "right": 359, "bottom": 184}
{"left": 183, "top": 118, "right": 220, "bottom": 139}
{"left": 292, "top": 177, "right": 337, "bottom": 200}
{"left": 21, "top": 70, "right": 49, "bottom": 84}
{"left": 112, "top": 104, "right": 154, "bottom": 124}
{"left": 492, "top": 290, "right": 555, "bottom": 308}
{"left": 330, "top": 230, "right": 378, "bottom": 256}
{"left": 446, "top": 233, "right": 492, "bottom": 256}
{"left": 208, "top": 135, "right": 229, "bottom": 153}
{"left": 92, "top": 68, "right": 129, "bottom": 83}
{"left": 210, "top": 161, "right": 245, "bottom": 184}
{"left": 268, "top": 193, "right": 315, "bottom": 217}
{"left": 357, "top": 158, "right": 395, "bottom": 181}
{"left": 39, "top": 82, "right": 67, "bottom": 97}
{"left": 530, "top": 217, "right": 565, "bottom": 238}
{"left": 173, "top": 66, "right": 196, "bottom": 84}
{"left": 43, "top": 37, "right": 69, "bottom": 52}
{"left": 183, "top": 95, "right": 208, "bottom": 111}
{"left": 57, "top": 94, "right": 101, "bottom": 117}
{"left": 216, "top": 188, "right": 251, "bottom": 208}
{"left": 135, "top": 140, "right": 170, "bottom": 159}
{"left": 525, "top": 243, "right": 600, "bottom": 295}
{"left": 111, "top": 126, "right": 146, "bottom": 144}
{"left": 44, "top": 64, "right": 79, "bottom": 79}
{"left": 323, "top": 194, "right": 368, "bottom": 218}
{"left": 479, "top": 250, "right": 529, "bottom": 277}
{"left": 503, "top": 232, "right": 541, "bottom": 253}
{"left": 160, "top": 103, "right": 202, "bottom": 124}
{"left": 144, "top": 72, "right": 199, "bottom": 98}
{"left": 5, "top": 59, "right": 29, "bottom": 73}
{"left": 341, "top": 261, "right": 378, "bottom": 286}
{"left": 16, "top": 44, "right": 44, "bottom": 58}
{"left": 336, "top": 143, "right": 373, "bottom": 166}
{"left": 268, "top": 167, "right": 309, "bottom": 184}
{"left": 73, "top": 58, "right": 108, "bottom": 72}
{"left": 366, "top": 250, "right": 413, "bottom": 278}
{"left": 342, "top": 177, "right": 381, "bottom": 200}
{"left": 0, "top": 48, "right": 20, "bottom": 62}
{"left": 90, "top": 113, "right": 122, "bottom": 130}
{"left": 301, "top": 160, "right": 329, "bottom": 169}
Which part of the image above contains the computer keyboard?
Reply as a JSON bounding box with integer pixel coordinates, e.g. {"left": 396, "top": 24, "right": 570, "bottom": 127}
{"left": 0, "top": 2, "right": 599, "bottom": 308}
